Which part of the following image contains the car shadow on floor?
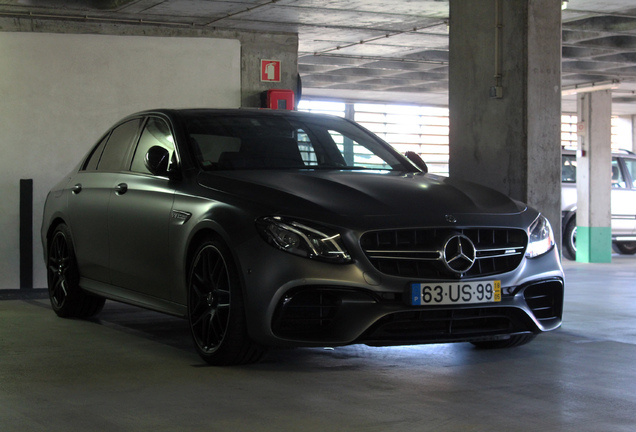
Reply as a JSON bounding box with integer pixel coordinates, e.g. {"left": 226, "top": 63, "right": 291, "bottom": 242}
{"left": 20, "top": 293, "right": 552, "bottom": 370}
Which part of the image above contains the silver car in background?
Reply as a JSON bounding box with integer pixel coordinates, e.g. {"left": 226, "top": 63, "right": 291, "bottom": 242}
{"left": 561, "top": 149, "right": 636, "bottom": 259}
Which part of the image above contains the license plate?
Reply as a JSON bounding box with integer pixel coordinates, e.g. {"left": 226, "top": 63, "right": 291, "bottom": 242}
{"left": 411, "top": 281, "right": 501, "bottom": 306}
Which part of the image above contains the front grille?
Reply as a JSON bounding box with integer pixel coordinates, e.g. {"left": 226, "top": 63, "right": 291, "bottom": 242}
{"left": 360, "top": 307, "right": 533, "bottom": 344}
{"left": 360, "top": 228, "right": 527, "bottom": 279}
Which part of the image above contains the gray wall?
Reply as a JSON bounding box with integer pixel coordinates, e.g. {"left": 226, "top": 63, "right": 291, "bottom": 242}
{"left": 0, "top": 21, "right": 299, "bottom": 290}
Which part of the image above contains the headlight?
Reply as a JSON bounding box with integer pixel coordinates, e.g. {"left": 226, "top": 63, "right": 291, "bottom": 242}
{"left": 526, "top": 214, "right": 555, "bottom": 258}
{"left": 256, "top": 217, "right": 352, "bottom": 263}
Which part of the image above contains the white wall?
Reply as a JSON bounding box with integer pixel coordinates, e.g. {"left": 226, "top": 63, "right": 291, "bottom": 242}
{"left": 0, "top": 32, "right": 241, "bottom": 289}
{"left": 614, "top": 115, "right": 635, "bottom": 152}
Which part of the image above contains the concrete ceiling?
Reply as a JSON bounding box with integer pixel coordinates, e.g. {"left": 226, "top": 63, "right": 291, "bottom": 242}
{"left": 2, "top": 0, "right": 636, "bottom": 114}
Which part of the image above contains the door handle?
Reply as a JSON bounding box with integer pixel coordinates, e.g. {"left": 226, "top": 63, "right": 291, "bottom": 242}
{"left": 114, "top": 183, "right": 128, "bottom": 195}
{"left": 71, "top": 184, "right": 82, "bottom": 194}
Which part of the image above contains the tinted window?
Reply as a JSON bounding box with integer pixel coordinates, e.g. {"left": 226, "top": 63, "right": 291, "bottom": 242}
{"left": 130, "top": 117, "right": 176, "bottom": 175}
{"left": 82, "top": 135, "right": 109, "bottom": 171}
{"left": 297, "top": 129, "right": 317, "bottom": 164}
{"left": 327, "top": 129, "right": 391, "bottom": 169}
{"left": 184, "top": 114, "right": 407, "bottom": 171}
{"left": 621, "top": 158, "right": 636, "bottom": 188}
{"left": 611, "top": 158, "right": 626, "bottom": 188}
{"left": 562, "top": 154, "right": 628, "bottom": 188}
{"left": 562, "top": 154, "right": 576, "bottom": 183}
{"left": 97, "top": 119, "right": 142, "bottom": 172}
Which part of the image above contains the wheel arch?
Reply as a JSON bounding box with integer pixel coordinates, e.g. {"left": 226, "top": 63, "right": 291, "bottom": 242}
{"left": 46, "top": 217, "right": 67, "bottom": 240}
{"left": 184, "top": 224, "right": 248, "bottom": 301}
{"left": 44, "top": 217, "right": 72, "bottom": 259}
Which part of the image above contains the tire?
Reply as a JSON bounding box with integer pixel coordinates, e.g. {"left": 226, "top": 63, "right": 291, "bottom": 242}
{"left": 187, "top": 238, "right": 267, "bottom": 366}
{"left": 562, "top": 217, "right": 577, "bottom": 261}
{"left": 46, "top": 224, "right": 105, "bottom": 318}
{"left": 614, "top": 241, "right": 636, "bottom": 255}
{"left": 471, "top": 334, "right": 536, "bottom": 349}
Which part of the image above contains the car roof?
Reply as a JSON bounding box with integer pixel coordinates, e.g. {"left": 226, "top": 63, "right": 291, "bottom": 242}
{"left": 128, "top": 108, "right": 341, "bottom": 121}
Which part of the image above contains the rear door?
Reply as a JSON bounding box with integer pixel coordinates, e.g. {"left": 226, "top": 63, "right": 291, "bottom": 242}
{"left": 67, "top": 119, "right": 142, "bottom": 283}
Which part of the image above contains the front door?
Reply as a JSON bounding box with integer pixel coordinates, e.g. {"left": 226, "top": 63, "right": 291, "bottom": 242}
{"left": 107, "top": 116, "right": 178, "bottom": 301}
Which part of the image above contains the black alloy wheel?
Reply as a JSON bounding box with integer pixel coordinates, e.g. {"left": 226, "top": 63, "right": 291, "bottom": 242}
{"left": 187, "top": 238, "right": 266, "bottom": 365}
{"left": 47, "top": 224, "right": 105, "bottom": 318}
{"left": 563, "top": 217, "right": 577, "bottom": 261}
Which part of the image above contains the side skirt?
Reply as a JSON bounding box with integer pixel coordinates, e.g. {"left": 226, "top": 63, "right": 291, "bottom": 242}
{"left": 79, "top": 277, "right": 187, "bottom": 317}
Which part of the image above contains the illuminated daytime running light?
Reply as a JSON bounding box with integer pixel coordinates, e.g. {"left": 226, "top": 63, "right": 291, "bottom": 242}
{"left": 526, "top": 214, "right": 555, "bottom": 258}
{"left": 256, "top": 217, "right": 352, "bottom": 263}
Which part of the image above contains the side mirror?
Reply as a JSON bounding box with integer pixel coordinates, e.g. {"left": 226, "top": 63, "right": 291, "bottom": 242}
{"left": 405, "top": 151, "right": 428, "bottom": 174}
{"left": 145, "top": 146, "right": 170, "bottom": 176}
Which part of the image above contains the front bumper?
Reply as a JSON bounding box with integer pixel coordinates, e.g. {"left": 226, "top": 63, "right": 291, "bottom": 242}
{"left": 272, "top": 278, "right": 562, "bottom": 346}
{"left": 235, "top": 235, "right": 564, "bottom": 348}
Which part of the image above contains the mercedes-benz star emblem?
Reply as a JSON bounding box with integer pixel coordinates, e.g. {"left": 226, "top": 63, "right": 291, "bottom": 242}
{"left": 442, "top": 234, "right": 476, "bottom": 274}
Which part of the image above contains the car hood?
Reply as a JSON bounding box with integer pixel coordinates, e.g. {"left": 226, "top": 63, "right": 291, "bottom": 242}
{"left": 197, "top": 170, "right": 527, "bottom": 225}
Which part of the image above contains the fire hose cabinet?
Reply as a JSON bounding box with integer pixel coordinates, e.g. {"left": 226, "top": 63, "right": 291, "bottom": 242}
{"left": 262, "top": 89, "right": 295, "bottom": 110}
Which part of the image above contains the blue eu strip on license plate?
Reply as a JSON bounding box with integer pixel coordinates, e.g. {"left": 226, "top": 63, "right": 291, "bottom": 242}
{"left": 411, "top": 280, "right": 501, "bottom": 306}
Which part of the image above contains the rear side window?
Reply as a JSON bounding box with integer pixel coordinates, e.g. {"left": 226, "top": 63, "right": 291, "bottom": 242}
{"left": 82, "top": 135, "right": 109, "bottom": 171}
{"left": 97, "top": 119, "right": 142, "bottom": 172}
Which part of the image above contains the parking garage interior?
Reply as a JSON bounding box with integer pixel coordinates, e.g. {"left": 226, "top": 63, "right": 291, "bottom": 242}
{"left": 2, "top": 1, "right": 636, "bottom": 431}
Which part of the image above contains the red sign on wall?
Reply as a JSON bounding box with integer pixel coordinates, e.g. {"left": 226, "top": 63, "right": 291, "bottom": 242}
{"left": 261, "top": 60, "right": 281, "bottom": 82}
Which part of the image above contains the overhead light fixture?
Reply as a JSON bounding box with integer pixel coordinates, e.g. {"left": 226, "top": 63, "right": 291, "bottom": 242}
{"left": 562, "top": 0, "right": 568, "bottom": 10}
{"left": 562, "top": 79, "right": 620, "bottom": 96}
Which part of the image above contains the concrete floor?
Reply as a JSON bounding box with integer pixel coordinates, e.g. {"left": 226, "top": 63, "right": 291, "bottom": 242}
{"left": 1, "top": 256, "right": 635, "bottom": 432}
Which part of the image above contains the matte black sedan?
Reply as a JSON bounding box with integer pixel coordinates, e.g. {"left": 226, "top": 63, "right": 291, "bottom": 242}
{"left": 42, "top": 109, "right": 564, "bottom": 365}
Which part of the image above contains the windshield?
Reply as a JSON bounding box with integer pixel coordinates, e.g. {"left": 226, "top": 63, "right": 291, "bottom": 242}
{"left": 183, "top": 113, "right": 410, "bottom": 171}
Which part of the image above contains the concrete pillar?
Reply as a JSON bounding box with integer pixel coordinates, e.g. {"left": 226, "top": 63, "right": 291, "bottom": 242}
{"left": 239, "top": 32, "right": 299, "bottom": 108}
{"left": 448, "top": 0, "right": 562, "bottom": 247}
{"left": 576, "top": 91, "right": 612, "bottom": 262}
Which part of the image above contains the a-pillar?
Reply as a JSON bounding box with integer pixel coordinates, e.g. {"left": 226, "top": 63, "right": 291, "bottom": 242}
{"left": 575, "top": 90, "right": 612, "bottom": 263}
{"left": 448, "top": 0, "right": 562, "bottom": 246}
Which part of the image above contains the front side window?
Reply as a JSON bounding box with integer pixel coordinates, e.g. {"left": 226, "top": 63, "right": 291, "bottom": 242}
{"left": 622, "top": 158, "right": 636, "bottom": 188}
{"left": 183, "top": 114, "right": 408, "bottom": 172}
{"left": 297, "top": 129, "right": 317, "bottom": 165}
{"left": 328, "top": 130, "right": 391, "bottom": 170}
{"left": 130, "top": 117, "right": 176, "bottom": 175}
{"left": 611, "top": 158, "right": 626, "bottom": 188}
